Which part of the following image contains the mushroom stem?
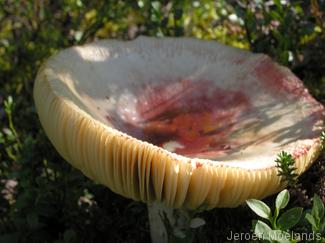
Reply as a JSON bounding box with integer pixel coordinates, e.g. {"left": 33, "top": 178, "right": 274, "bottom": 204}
{"left": 148, "top": 202, "right": 195, "bottom": 243}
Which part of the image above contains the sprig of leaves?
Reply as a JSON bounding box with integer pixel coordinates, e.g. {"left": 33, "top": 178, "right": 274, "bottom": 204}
{"left": 247, "top": 189, "right": 302, "bottom": 243}
{"left": 4, "top": 96, "right": 21, "bottom": 147}
{"left": 247, "top": 190, "right": 325, "bottom": 243}
{"left": 1, "top": 96, "right": 22, "bottom": 162}
{"left": 275, "top": 151, "right": 298, "bottom": 187}
{"left": 160, "top": 207, "right": 205, "bottom": 242}
{"left": 305, "top": 194, "right": 325, "bottom": 235}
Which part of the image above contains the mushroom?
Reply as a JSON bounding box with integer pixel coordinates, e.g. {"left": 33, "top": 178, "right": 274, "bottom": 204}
{"left": 34, "top": 37, "right": 324, "bottom": 242}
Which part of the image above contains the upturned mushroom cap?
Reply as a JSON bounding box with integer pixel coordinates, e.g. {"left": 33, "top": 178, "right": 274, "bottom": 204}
{"left": 34, "top": 37, "right": 324, "bottom": 210}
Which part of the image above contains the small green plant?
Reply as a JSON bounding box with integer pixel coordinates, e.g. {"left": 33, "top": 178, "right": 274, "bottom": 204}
{"left": 275, "top": 151, "right": 298, "bottom": 187}
{"left": 161, "top": 208, "right": 206, "bottom": 243}
{"left": 305, "top": 194, "right": 325, "bottom": 236}
{"left": 247, "top": 189, "right": 302, "bottom": 242}
{"left": 2, "top": 96, "right": 22, "bottom": 161}
{"left": 247, "top": 190, "right": 325, "bottom": 243}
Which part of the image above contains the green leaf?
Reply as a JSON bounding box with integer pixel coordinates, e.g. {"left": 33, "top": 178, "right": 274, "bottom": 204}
{"left": 254, "top": 220, "right": 273, "bottom": 240}
{"left": 173, "top": 228, "right": 186, "bottom": 239}
{"left": 4, "top": 96, "right": 13, "bottom": 114}
{"left": 269, "top": 10, "right": 283, "bottom": 22}
{"left": 189, "top": 218, "right": 205, "bottom": 229}
{"left": 276, "top": 189, "right": 290, "bottom": 211}
{"left": 269, "top": 230, "right": 291, "bottom": 243}
{"left": 246, "top": 199, "right": 272, "bottom": 220}
{"left": 273, "top": 0, "right": 283, "bottom": 12}
{"left": 277, "top": 207, "right": 303, "bottom": 230}
{"left": 305, "top": 213, "right": 317, "bottom": 228}
{"left": 312, "top": 194, "right": 324, "bottom": 222}
{"left": 320, "top": 219, "right": 325, "bottom": 233}
{"left": 254, "top": 222, "right": 292, "bottom": 242}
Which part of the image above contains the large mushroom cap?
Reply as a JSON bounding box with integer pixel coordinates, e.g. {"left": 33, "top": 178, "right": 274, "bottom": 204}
{"left": 34, "top": 37, "right": 324, "bottom": 210}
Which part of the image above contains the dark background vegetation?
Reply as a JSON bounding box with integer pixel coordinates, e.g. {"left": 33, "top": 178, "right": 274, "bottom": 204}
{"left": 0, "top": 0, "right": 324, "bottom": 242}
